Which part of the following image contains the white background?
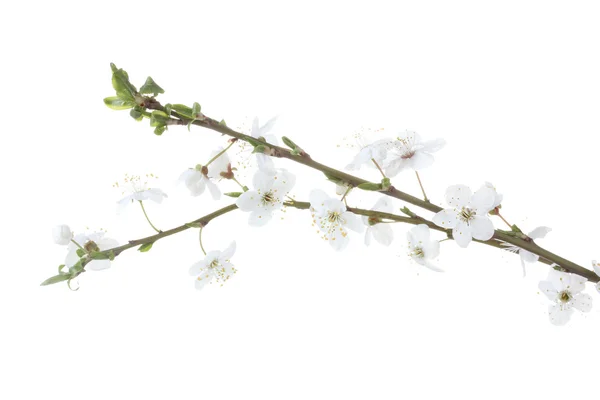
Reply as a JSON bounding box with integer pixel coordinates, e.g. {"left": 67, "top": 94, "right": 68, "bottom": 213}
{"left": 2, "top": 1, "right": 599, "bottom": 399}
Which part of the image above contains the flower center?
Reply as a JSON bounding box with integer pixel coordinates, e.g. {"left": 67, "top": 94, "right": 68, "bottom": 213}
{"left": 84, "top": 240, "right": 100, "bottom": 253}
{"left": 411, "top": 246, "right": 424, "bottom": 258}
{"left": 209, "top": 259, "right": 220, "bottom": 269}
{"left": 401, "top": 150, "right": 415, "bottom": 159}
{"left": 328, "top": 211, "right": 341, "bottom": 223}
{"left": 459, "top": 207, "right": 475, "bottom": 223}
{"left": 261, "top": 190, "right": 276, "bottom": 206}
{"left": 558, "top": 290, "right": 572, "bottom": 303}
{"left": 368, "top": 216, "right": 381, "bottom": 226}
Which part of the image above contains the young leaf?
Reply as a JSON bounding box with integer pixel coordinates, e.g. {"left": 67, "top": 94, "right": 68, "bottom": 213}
{"left": 185, "top": 222, "right": 203, "bottom": 228}
{"left": 171, "top": 104, "right": 194, "bottom": 118}
{"left": 150, "top": 110, "right": 169, "bottom": 127}
{"left": 104, "top": 96, "right": 135, "bottom": 110}
{"left": 192, "top": 102, "right": 201, "bottom": 117}
{"left": 154, "top": 126, "right": 167, "bottom": 136}
{"left": 357, "top": 182, "right": 383, "bottom": 191}
{"left": 110, "top": 63, "right": 137, "bottom": 101}
{"left": 139, "top": 76, "right": 164, "bottom": 97}
{"left": 138, "top": 242, "right": 154, "bottom": 252}
{"left": 40, "top": 274, "right": 71, "bottom": 286}
{"left": 224, "top": 192, "right": 242, "bottom": 198}
{"left": 130, "top": 108, "right": 143, "bottom": 121}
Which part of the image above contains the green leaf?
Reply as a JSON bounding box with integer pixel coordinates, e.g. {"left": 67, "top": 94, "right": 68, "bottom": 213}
{"left": 192, "top": 102, "right": 201, "bottom": 117}
{"left": 104, "top": 96, "right": 135, "bottom": 110}
{"left": 154, "top": 126, "right": 167, "bottom": 136}
{"left": 224, "top": 192, "right": 242, "bottom": 198}
{"left": 185, "top": 222, "right": 203, "bottom": 228}
{"left": 357, "top": 182, "right": 382, "bottom": 191}
{"left": 282, "top": 136, "right": 298, "bottom": 149}
{"left": 138, "top": 242, "right": 154, "bottom": 252}
{"left": 164, "top": 103, "right": 172, "bottom": 116}
{"left": 139, "top": 76, "right": 164, "bottom": 97}
{"left": 380, "top": 177, "right": 391, "bottom": 190}
{"left": 40, "top": 274, "right": 71, "bottom": 286}
{"left": 110, "top": 63, "right": 137, "bottom": 101}
{"left": 323, "top": 172, "right": 342, "bottom": 184}
{"left": 150, "top": 110, "right": 169, "bottom": 127}
{"left": 219, "top": 119, "right": 227, "bottom": 126}
{"left": 252, "top": 145, "right": 267, "bottom": 154}
{"left": 58, "top": 264, "right": 66, "bottom": 274}
{"left": 130, "top": 108, "right": 143, "bottom": 121}
{"left": 76, "top": 248, "right": 86, "bottom": 258}
{"left": 90, "top": 251, "right": 111, "bottom": 260}
{"left": 171, "top": 104, "right": 194, "bottom": 118}
{"left": 246, "top": 137, "right": 264, "bottom": 147}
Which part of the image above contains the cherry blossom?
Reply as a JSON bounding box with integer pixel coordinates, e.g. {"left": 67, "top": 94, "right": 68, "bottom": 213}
{"left": 345, "top": 139, "right": 389, "bottom": 171}
{"left": 432, "top": 184, "right": 496, "bottom": 248}
{"left": 251, "top": 116, "right": 279, "bottom": 172}
{"left": 484, "top": 182, "right": 503, "bottom": 210}
{"left": 381, "top": 131, "right": 445, "bottom": 177}
{"left": 66, "top": 231, "right": 119, "bottom": 271}
{"left": 179, "top": 147, "right": 231, "bottom": 200}
{"left": 501, "top": 227, "right": 552, "bottom": 276}
{"left": 407, "top": 224, "right": 442, "bottom": 272}
{"left": 538, "top": 268, "right": 592, "bottom": 326}
{"left": 189, "top": 242, "right": 237, "bottom": 290}
{"left": 235, "top": 169, "right": 296, "bottom": 226}
{"left": 309, "top": 189, "right": 364, "bottom": 251}
{"left": 363, "top": 197, "right": 394, "bottom": 246}
{"left": 53, "top": 225, "right": 73, "bottom": 246}
{"left": 593, "top": 260, "right": 600, "bottom": 293}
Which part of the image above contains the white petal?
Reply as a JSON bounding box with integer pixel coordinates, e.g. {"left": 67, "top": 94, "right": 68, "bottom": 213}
{"left": 372, "top": 224, "right": 393, "bottom": 246}
{"left": 364, "top": 228, "right": 373, "bottom": 246}
{"left": 445, "top": 185, "right": 471, "bottom": 208}
{"left": 236, "top": 191, "right": 262, "bottom": 211}
{"left": 520, "top": 249, "right": 539, "bottom": 264}
{"left": 538, "top": 280, "right": 558, "bottom": 301}
{"left": 52, "top": 225, "right": 73, "bottom": 245}
{"left": 256, "top": 153, "right": 276, "bottom": 173}
{"left": 383, "top": 159, "right": 405, "bottom": 177}
{"left": 432, "top": 209, "right": 458, "bottom": 229}
{"left": 420, "top": 138, "right": 446, "bottom": 153}
{"left": 470, "top": 186, "right": 496, "bottom": 213}
{"left": 470, "top": 216, "right": 495, "bottom": 241}
{"left": 593, "top": 260, "right": 600, "bottom": 277}
{"left": 195, "top": 275, "right": 212, "bottom": 290}
{"left": 87, "top": 260, "right": 111, "bottom": 271}
{"left": 528, "top": 226, "right": 552, "bottom": 240}
{"left": 410, "top": 224, "right": 431, "bottom": 243}
{"left": 408, "top": 150, "right": 434, "bottom": 170}
{"left": 248, "top": 210, "right": 273, "bottom": 227}
{"left": 309, "top": 189, "right": 330, "bottom": 214}
{"left": 206, "top": 179, "right": 221, "bottom": 200}
{"left": 572, "top": 293, "right": 593, "bottom": 312}
{"left": 453, "top": 222, "right": 472, "bottom": 248}
{"left": 259, "top": 115, "right": 278, "bottom": 136}
{"left": 423, "top": 239, "right": 440, "bottom": 259}
{"left": 548, "top": 304, "right": 573, "bottom": 326}
{"left": 272, "top": 169, "right": 296, "bottom": 195}
{"left": 189, "top": 259, "right": 209, "bottom": 276}
{"left": 220, "top": 241, "right": 236, "bottom": 261}
{"left": 343, "top": 212, "right": 365, "bottom": 233}
{"left": 144, "top": 188, "right": 168, "bottom": 203}
{"left": 329, "top": 231, "right": 350, "bottom": 251}
{"left": 372, "top": 196, "right": 393, "bottom": 213}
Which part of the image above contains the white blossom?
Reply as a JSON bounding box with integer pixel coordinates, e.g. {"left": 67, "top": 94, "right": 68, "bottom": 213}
{"left": 235, "top": 169, "right": 296, "bottom": 226}
{"left": 381, "top": 131, "right": 445, "bottom": 177}
{"left": 309, "top": 189, "right": 364, "bottom": 251}
{"left": 432, "top": 184, "right": 496, "bottom": 248}
{"left": 407, "top": 224, "right": 442, "bottom": 272}
{"left": 251, "top": 116, "right": 279, "bottom": 172}
{"left": 53, "top": 225, "right": 73, "bottom": 246}
{"left": 115, "top": 173, "right": 168, "bottom": 212}
{"left": 179, "top": 147, "right": 231, "bottom": 200}
{"left": 345, "top": 139, "right": 389, "bottom": 171}
{"left": 484, "top": 181, "right": 503, "bottom": 209}
{"left": 538, "top": 268, "right": 592, "bottom": 326}
{"left": 66, "top": 232, "right": 119, "bottom": 271}
{"left": 189, "top": 242, "right": 237, "bottom": 290}
{"left": 363, "top": 197, "right": 394, "bottom": 246}
{"left": 501, "top": 226, "right": 552, "bottom": 276}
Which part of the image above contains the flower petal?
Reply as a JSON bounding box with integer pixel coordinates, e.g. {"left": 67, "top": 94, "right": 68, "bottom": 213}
{"left": 572, "top": 293, "right": 593, "bottom": 312}
{"left": 453, "top": 222, "right": 472, "bottom": 248}
{"left": 538, "top": 280, "right": 558, "bottom": 301}
{"left": 87, "top": 260, "right": 111, "bottom": 271}
{"left": 236, "top": 191, "right": 262, "bottom": 211}
{"left": 432, "top": 209, "right": 458, "bottom": 229}
{"left": 343, "top": 212, "right": 364, "bottom": 233}
{"left": 470, "top": 216, "right": 495, "bottom": 241}
{"left": 445, "top": 185, "right": 471, "bottom": 208}
{"left": 206, "top": 179, "right": 221, "bottom": 200}
{"left": 470, "top": 186, "right": 496, "bottom": 213}
{"left": 372, "top": 224, "right": 393, "bottom": 246}
{"left": 220, "top": 241, "right": 236, "bottom": 261}
{"left": 548, "top": 304, "right": 573, "bottom": 326}
{"left": 420, "top": 138, "right": 446, "bottom": 153}
{"left": 248, "top": 210, "right": 273, "bottom": 227}
{"left": 528, "top": 226, "right": 552, "bottom": 240}
{"left": 409, "top": 151, "right": 434, "bottom": 170}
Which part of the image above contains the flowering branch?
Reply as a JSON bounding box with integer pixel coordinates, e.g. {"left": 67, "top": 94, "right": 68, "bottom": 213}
{"left": 44, "top": 64, "right": 600, "bottom": 327}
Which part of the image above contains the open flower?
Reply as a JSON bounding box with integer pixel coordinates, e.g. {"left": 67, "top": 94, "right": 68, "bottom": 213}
{"left": 251, "top": 116, "right": 279, "bottom": 172}
{"left": 432, "top": 184, "right": 496, "bottom": 248}
{"left": 179, "top": 148, "right": 231, "bottom": 200}
{"left": 66, "top": 231, "right": 119, "bottom": 271}
{"left": 345, "top": 139, "right": 389, "bottom": 171}
{"left": 189, "top": 242, "right": 237, "bottom": 290}
{"left": 115, "top": 174, "right": 167, "bottom": 211}
{"left": 53, "top": 225, "right": 73, "bottom": 246}
{"left": 501, "top": 226, "right": 552, "bottom": 276}
{"left": 235, "top": 169, "right": 296, "bottom": 226}
{"left": 407, "top": 224, "right": 442, "bottom": 272}
{"left": 484, "top": 182, "right": 503, "bottom": 210}
{"left": 309, "top": 189, "right": 364, "bottom": 251}
{"left": 538, "top": 268, "right": 592, "bottom": 326}
{"left": 363, "top": 197, "right": 394, "bottom": 246}
{"left": 381, "top": 131, "right": 445, "bottom": 177}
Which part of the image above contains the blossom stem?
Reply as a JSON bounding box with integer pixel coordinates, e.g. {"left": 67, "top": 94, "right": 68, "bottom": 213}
{"left": 497, "top": 213, "right": 513, "bottom": 229}
{"left": 70, "top": 239, "right": 85, "bottom": 252}
{"left": 371, "top": 158, "right": 386, "bottom": 178}
{"left": 199, "top": 227, "right": 207, "bottom": 255}
{"left": 205, "top": 141, "right": 235, "bottom": 167}
{"left": 340, "top": 186, "right": 352, "bottom": 202}
{"left": 415, "top": 171, "right": 429, "bottom": 202}
{"left": 232, "top": 177, "right": 248, "bottom": 192}
{"left": 138, "top": 201, "right": 161, "bottom": 233}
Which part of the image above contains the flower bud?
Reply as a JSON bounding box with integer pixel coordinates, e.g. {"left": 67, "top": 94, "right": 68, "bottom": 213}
{"left": 52, "top": 225, "right": 73, "bottom": 246}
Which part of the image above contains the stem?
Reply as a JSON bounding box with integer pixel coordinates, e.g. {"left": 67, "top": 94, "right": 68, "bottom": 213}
{"left": 232, "top": 177, "right": 248, "bottom": 191}
{"left": 205, "top": 141, "right": 235, "bottom": 167}
{"left": 371, "top": 158, "right": 386, "bottom": 178}
{"left": 140, "top": 100, "right": 598, "bottom": 283}
{"left": 415, "top": 171, "right": 429, "bottom": 202}
{"left": 340, "top": 186, "right": 352, "bottom": 202}
{"left": 497, "top": 213, "right": 513, "bottom": 229}
{"left": 139, "top": 201, "right": 161, "bottom": 233}
{"left": 71, "top": 239, "right": 85, "bottom": 251}
{"left": 199, "top": 227, "right": 207, "bottom": 255}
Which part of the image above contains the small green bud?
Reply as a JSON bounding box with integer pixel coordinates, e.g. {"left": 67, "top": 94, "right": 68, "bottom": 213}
{"left": 104, "top": 96, "right": 135, "bottom": 110}
{"left": 138, "top": 242, "right": 154, "bottom": 252}
{"left": 139, "top": 76, "right": 164, "bottom": 97}
{"left": 154, "top": 126, "right": 167, "bottom": 136}
{"left": 224, "top": 192, "right": 243, "bottom": 198}
{"left": 357, "top": 182, "right": 382, "bottom": 191}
